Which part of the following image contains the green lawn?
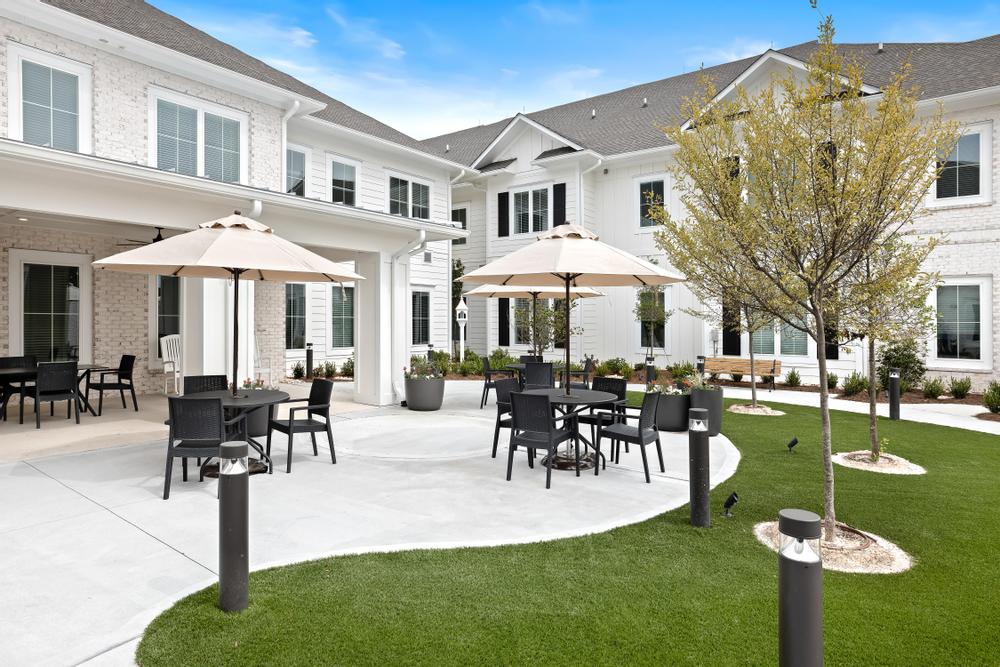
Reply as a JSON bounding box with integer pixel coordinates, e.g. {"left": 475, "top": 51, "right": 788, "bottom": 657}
{"left": 137, "top": 397, "right": 1000, "bottom": 666}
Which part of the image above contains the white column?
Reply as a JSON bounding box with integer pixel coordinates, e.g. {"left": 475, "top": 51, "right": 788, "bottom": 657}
{"left": 353, "top": 251, "right": 395, "bottom": 406}
{"left": 180, "top": 277, "right": 254, "bottom": 386}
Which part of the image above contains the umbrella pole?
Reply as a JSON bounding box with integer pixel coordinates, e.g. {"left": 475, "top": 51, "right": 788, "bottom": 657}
{"left": 531, "top": 294, "right": 538, "bottom": 357}
{"left": 564, "top": 277, "right": 571, "bottom": 396}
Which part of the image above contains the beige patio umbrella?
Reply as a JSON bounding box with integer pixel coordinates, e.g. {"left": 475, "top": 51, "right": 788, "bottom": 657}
{"left": 460, "top": 224, "right": 683, "bottom": 394}
{"left": 94, "top": 211, "right": 363, "bottom": 396}
{"left": 464, "top": 284, "right": 603, "bottom": 357}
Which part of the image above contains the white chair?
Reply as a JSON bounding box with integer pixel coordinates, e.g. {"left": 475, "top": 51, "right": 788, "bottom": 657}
{"left": 254, "top": 336, "right": 273, "bottom": 386}
{"left": 160, "top": 334, "right": 181, "bottom": 394}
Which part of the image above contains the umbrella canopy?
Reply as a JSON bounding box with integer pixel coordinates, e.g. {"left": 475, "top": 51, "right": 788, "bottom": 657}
{"left": 459, "top": 224, "right": 684, "bottom": 394}
{"left": 463, "top": 284, "right": 604, "bottom": 299}
{"left": 459, "top": 224, "right": 683, "bottom": 287}
{"left": 94, "top": 211, "right": 363, "bottom": 396}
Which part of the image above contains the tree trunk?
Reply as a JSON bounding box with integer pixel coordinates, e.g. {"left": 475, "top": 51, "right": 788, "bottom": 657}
{"left": 748, "top": 336, "right": 758, "bottom": 408}
{"left": 868, "top": 336, "right": 879, "bottom": 460}
{"left": 814, "top": 310, "right": 837, "bottom": 542}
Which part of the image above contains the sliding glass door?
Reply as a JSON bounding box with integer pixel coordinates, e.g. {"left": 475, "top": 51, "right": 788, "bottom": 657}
{"left": 23, "top": 263, "right": 81, "bottom": 362}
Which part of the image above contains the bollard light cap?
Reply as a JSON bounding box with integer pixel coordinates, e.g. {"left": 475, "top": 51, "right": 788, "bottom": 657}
{"left": 889, "top": 367, "right": 901, "bottom": 379}
{"left": 688, "top": 407, "right": 709, "bottom": 432}
{"left": 778, "top": 508, "right": 822, "bottom": 539}
{"left": 220, "top": 441, "right": 248, "bottom": 459}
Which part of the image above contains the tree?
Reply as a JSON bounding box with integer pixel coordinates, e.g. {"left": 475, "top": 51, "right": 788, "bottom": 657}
{"left": 633, "top": 283, "right": 671, "bottom": 360}
{"left": 840, "top": 240, "right": 937, "bottom": 460}
{"left": 514, "top": 297, "right": 581, "bottom": 357}
{"left": 654, "top": 16, "right": 957, "bottom": 540}
{"left": 452, "top": 258, "right": 465, "bottom": 354}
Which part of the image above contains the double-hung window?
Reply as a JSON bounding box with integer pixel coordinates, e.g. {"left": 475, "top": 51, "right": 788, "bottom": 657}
{"left": 7, "top": 43, "right": 92, "bottom": 153}
{"left": 751, "top": 323, "right": 775, "bottom": 355}
{"left": 331, "top": 160, "right": 356, "bottom": 205}
{"left": 639, "top": 290, "right": 666, "bottom": 350}
{"left": 412, "top": 291, "right": 430, "bottom": 345}
{"left": 933, "top": 123, "right": 991, "bottom": 205}
{"left": 780, "top": 322, "right": 808, "bottom": 356}
{"left": 512, "top": 186, "right": 550, "bottom": 234}
{"left": 514, "top": 298, "right": 532, "bottom": 345}
{"left": 936, "top": 284, "right": 981, "bottom": 360}
{"left": 149, "top": 88, "right": 248, "bottom": 184}
{"left": 639, "top": 178, "right": 665, "bottom": 227}
{"left": 389, "top": 175, "right": 431, "bottom": 219}
{"left": 285, "top": 284, "right": 306, "bottom": 350}
{"left": 23, "top": 263, "right": 81, "bottom": 362}
{"left": 286, "top": 147, "right": 307, "bottom": 196}
{"left": 451, "top": 205, "right": 468, "bottom": 245}
{"left": 331, "top": 286, "right": 354, "bottom": 348}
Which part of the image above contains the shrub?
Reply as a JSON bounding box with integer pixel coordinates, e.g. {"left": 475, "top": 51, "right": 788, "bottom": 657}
{"left": 604, "top": 357, "right": 631, "bottom": 377}
{"left": 762, "top": 374, "right": 774, "bottom": 385}
{"left": 949, "top": 376, "right": 972, "bottom": 399}
{"left": 827, "top": 373, "right": 838, "bottom": 391}
{"left": 984, "top": 381, "right": 1000, "bottom": 414}
{"left": 877, "top": 340, "right": 926, "bottom": 394}
{"left": 841, "top": 371, "right": 869, "bottom": 397}
{"left": 292, "top": 362, "right": 305, "bottom": 379}
{"left": 489, "top": 348, "right": 516, "bottom": 370}
{"left": 708, "top": 372, "right": 719, "bottom": 382}
{"left": 730, "top": 373, "right": 743, "bottom": 382}
{"left": 323, "top": 361, "right": 337, "bottom": 378}
{"left": 461, "top": 350, "right": 484, "bottom": 375}
{"left": 312, "top": 367, "right": 325, "bottom": 378}
{"left": 340, "top": 356, "right": 354, "bottom": 378}
{"left": 428, "top": 350, "right": 451, "bottom": 376}
{"left": 667, "top": 361, "right": 696, "bottom": 379}
{"left": 594, "top": 361, "right": 612, "bottom": 377}
{"left": 922, "top": 377, "right": 945, "bottom": 399}
{"left": 459, "top": 360, "right": 476, "bottom": 376}
{"left": 784, "top": 369, "right": 801, "bottom": 387}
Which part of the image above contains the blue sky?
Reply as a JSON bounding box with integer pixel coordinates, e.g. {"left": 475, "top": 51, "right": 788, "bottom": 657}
{"left": 154, "top": 0, "right": 1000, "bottom": 139}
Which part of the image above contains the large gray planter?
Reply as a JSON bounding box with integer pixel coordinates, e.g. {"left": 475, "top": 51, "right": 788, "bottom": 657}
{"left": 656, "top": 393, "right": 690, "bottom": 431}
{"left": 405, "top": 377, "right": 445, "bottom": 411}
{"left": 690, "top": 387, "right": 724, "bottom": 436}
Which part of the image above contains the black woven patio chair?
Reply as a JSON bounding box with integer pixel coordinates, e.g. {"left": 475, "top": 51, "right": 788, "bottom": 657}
{"left": 163, "top": 396, "right": 246, "bottom": 499}
{"left": 21, "top": 361, "right": 79, "bottom": 429}
{"left": 508, "top": 392, "right": 580, "bottom": 488}
{"left": 564, "top": 357, "right": 596, "bottom": 390}
{"left": 491, "top": 377, "right": 520, "bottom": 458}
{"left": 523, "top": 362, "right": 554, "bottom": 390}
{"left": 576, "top": 376, "right": 627, "bottom": 466}
{"left": 266, "top": 378, "right": 335, "bottom": 473}
{"left": 88, "top": 354, "right": 138, "bottom": 415}
{"left": 1, "top": 355, "right": 35, "bottom": 422}
{"left": 183, "top": 374, "right": 229, "bottom": 394}
{"left": 479, "top": 357, "right": 513, "bottom": 409}
{"left": 596, "top": 392, "right": 664, "bottom": 483}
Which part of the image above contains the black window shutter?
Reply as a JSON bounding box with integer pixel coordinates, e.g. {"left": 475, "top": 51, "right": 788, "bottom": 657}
{"left": 824, "top": 317, "right": 840, "bottom": 361}
{"left": 498, "top": 298, "right": 510, "bottom": 346}
{"left": 722, "top": 300, "right": 741, "bottom": 356}
{"left": 497, "top": 192, "right": 509, "bottom": 237}
{"left": 553, "top": 183, "right": 567, "bottom": 225}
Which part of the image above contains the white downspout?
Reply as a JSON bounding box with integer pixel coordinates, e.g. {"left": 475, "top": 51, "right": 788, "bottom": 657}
{"left": 576, "top": 157, "right": 602, "bottom": 358}
{"left": 280, "top": 100, "right": 301, "bottom": 188}
{"left": 391, "top": 229, "right": 427, "bottom": 402}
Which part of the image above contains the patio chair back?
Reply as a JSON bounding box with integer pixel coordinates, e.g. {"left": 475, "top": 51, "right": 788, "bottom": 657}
{"left": 519, "top": 355, "right": 542, "bottom": 364}
{"left": 495, "top": 377, "right": 519, "bottom": 408}
{"left": 36, "top": 361, "right": 77, "bottom": 394}
{"left": 592, "top": 375, "right": 627, "bottom": 401}
{"left": 524, "top": 362, "right": 554, "bottom": 388}
{"left": 168, "top": 396, "right": 225, "bottom": 444}
{"left": 116, "top": 354, "right": 136, "bottom": 379}
{"left": 0, "top": 355, "right": 36, "bottom": 369}
{"left": 307, "top": 378, "right": 334, "bottom": 417}
{"left": 160, "top": 334, "right": 181, "bottom": 365}
{"left": 183, "top": 374, "right": 228, "bottom": 394}
{"left": 510, "top": 391, "right": 554, "bottom": 436}
{"left": 638, "top": 392, "right": 660, "bottom": 431}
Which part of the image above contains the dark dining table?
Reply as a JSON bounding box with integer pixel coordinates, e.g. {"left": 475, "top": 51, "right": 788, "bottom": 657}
{"left": 187, "top": 389, "right": 290, "bottom": 475}
{"left": 522, "top": 387, "right": 617, "bottom": 470}
{"left": 0, "top": 363, "right": 113, "bottom": 421}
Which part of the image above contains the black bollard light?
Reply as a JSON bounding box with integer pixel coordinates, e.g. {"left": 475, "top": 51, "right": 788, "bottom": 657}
{"left": 888, "top": 367, "right": 901, "bottom": 421}
{"left": 219, "top": 441, "right": 249, "bottom": 612}
{"left": 777, "top": 508, "right": 823, "bottom": 667}
{"left": 696, "top": 355, "right": 706, "bottom": 377}
{"left": 688, "top": 408, "right": 710, "bottom": 528}
{"left": 305, "top": 343, "right": 314, "bottom": 379}
{"left": 427, "top": 343, "right": 435, "bottom": 362}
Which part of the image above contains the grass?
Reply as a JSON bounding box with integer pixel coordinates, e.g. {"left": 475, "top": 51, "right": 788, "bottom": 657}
{"left": 137, "top": 397, "right": 1000, "bottom": 666}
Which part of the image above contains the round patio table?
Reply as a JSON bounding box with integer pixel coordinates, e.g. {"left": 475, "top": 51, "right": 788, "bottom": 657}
{"left": 188, "top": 389, "right": 289, "bottom": 476}
{"left": 521, "top": 387, "right": 617, "bottom": 471}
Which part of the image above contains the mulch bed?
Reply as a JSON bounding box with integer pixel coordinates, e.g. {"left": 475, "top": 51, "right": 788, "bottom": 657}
{"left": 974, "top": 411, "right": 1000, "bottom": 422}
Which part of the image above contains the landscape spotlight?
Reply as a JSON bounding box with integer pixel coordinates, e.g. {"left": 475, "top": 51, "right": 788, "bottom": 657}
{"left": 787, "top": 437, "right": 798, "bottom": 452}
{"left": 723, "top": 491, "right": 739, "bottom": 517}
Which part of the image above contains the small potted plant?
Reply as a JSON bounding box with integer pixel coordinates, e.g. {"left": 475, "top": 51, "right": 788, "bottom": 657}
{"left": 404, "top": 358, "right": 445, "bottom": 411}
{"left": 689, "top": 374, "right": 724, "bottom": 436}
{"left": 654, "top": 379, "right": 691, "bottom": 431}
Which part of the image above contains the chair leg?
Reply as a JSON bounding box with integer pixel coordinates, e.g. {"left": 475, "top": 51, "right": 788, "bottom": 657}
{"left": 574, "top": 435, "right": 581, "bottom": 477}
{"left": 640, "top": 444, "right": 651, "bottom": 483}
{"left": 545, "top": 449, "right": 553, "bottom": 489}
{"left": 492, "top": 416, "right": 502, "bottom": 458}
{"left": 50, "top": 401, "right": 54, "bottom": 416}
{"left": 118, "top": 388, "right": 126, "bottom": 409}
{"left": 594, "top": 438, "right": 601, "bottom": 476}
{"left": 286, "top": 426, "right": 295, "bottom": 473}
{"left": 67, "top": 399, "right": 71, "bottom": 419}
{"left": 163, "top": 453, "right": 174, "bottom": 500}
{"left": 656, "top": 436, "right": 665, "bottom": 473}
{"left": 98, "top": 389, "right": 104, "bottom": 416}
{"left": 480, "top": 382, "right": 489, "bottom": 409}
{"left": 130, "top": 384, "right": 138, "bottom": 411}
{"left": 35, "top": 400, "right": 41, "bottom": 429}
{"left": 73, "top": 394, "right": 79, "bottom": 425}
{"left": 527, "top": 448, "right": 534, "bottom": 468}
{"left": 326, "top": 420, "right": 336, "bottom": 464}
{"left": 182, "top": 456, "right": 188, "bottom": 482}
{"left": 310, "top": 431, "right": 318, "bottom": 456}
{"left": 266, "top": 425, "right": 273, "bottom": 458}
{"left": 506, "top": 443, "right": 515, "bottom": 481}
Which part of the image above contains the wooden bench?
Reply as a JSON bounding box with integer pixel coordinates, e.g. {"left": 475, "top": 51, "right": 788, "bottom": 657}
{"left": 704, "top": 357, "right": 782, "bottom": 390}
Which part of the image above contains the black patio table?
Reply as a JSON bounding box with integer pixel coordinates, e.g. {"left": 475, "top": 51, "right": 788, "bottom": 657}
{"left": 187, "top": 389, "right": 289, "bottom": 475}
{"left": 0, "top": 363, "right": 113, "bottom": 421}
{"left": 521, "top": 387, "right": 617, "bottom": 470}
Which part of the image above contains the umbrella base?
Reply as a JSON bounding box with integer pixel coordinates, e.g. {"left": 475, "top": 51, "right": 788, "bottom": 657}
{"left": 540, "top": 451, "right": 598, "bottom": 471}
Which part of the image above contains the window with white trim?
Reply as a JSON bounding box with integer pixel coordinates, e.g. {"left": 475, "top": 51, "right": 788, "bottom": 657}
{"left": 511, "top": 186, "right": 549, "bottom": 234}
{"left": 6, "top": 43, "right": 92, "bottom": 153}
{"left": 780, "top": 322, "right": 808, "bottom": 356}
{"left": 149, "top": 88, "right": 248, "bottom": 184}
{"left": 514, "top": 298, "right": 532, "bottom": 345}
{"left": 156, "top": 276, "right": 181, "bottom": 359}
{"left": 936, "top": 284, "right": 980, "bottom": 360}
{"left": 331, "top": 286, "right": 354, "bottom": 348}
{"left": 412, "top": 291, "right": 430, "bottom": 345}
{"left": 285, "top": 284, "right": 306, "bottom": 350}
{"left": 639, "top": 179, "right": 665, "bottom": 227}
{"left": 638, "top": 291, "right": 666, "bottom": 350}
{"left": 388, "top": 175, "right": 431, "bottom": 219}
{"left": 23, "top": 263, "right": 80, "bottom": 362}
{"left": 286, "top": 148, "right": 307, "bottom": 196}
{"left": 451, "top": 205, "right": 468, "bottom": 245}
{"left": 932, "top": 123, "right": 992, "bottom": 205}
{"left": 751, "top": 323, "right": 775, "bottom": 355}
{"left": 331, "top": 160, "right": 356, "bottom": 206}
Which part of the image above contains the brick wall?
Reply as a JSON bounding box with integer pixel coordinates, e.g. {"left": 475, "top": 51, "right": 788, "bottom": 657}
{"left": 254, "top": 281, "right": 285, "bottom": 383}
{"left": 0, "top": 221, "right": 164, "bottom": 394}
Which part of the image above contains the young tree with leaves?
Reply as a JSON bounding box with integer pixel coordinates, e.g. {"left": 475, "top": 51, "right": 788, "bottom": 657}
{"left": 654, "top": 17, "right": 957, "bottom": 539}
{"left": 633, "top": 283, "right": 671, "bottom": 361}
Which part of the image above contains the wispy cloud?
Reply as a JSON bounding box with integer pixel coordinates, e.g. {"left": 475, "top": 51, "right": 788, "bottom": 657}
{"left": 177, "top": 13, "right": 316, "bottom": 50}
{"left": 522, "top": 1, "right": 586, "bottom": 25}
{"left": 682, "top": 38, "right": 771, "bottom": 69}
{"left": 882, "top": 6, "right": 1000, "bottom": 42}
{"left": 325, "top": 6, "right": 405, "bottom": 60}
{"left": 541, "top": 65, "right": 604, "bottom": 101}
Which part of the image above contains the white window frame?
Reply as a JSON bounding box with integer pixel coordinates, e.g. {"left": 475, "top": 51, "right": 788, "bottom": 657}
{"left": 633, "top": 286, "right": 671, "bottom": 356}
{"left": 328, "top": 153, "right": 361, "bottom": 206}
{"left": 6, "top": 42, "right": 93, "bottom": 153}
{"left": 147, "top": 274, "right": 184, "bottom": 370}
{"left": 328, "top": 283, "right": 356, "bottom": 351}
{"left": 928, "top": 275, "right": 993, "bottom": 371}
{"left": 451, "top": 201, "right": 470, "bottom": 245}
{"left": 284, "top": 282, "right": 309, "bottom": 353}
{"left": 928, "top": 121, "right": 992, "bottom": 208}
{"left": 385, "top": 171, "right": 433, "bottom": 219}
{"left": 285, "top": 143, "right": 312, "bottom": 197}
{"left": 410, "top": 287, "right": 432, "bottom": 348}
{"left": 147, "top": 86, "right": 249, "bottom": 184}
{"left": 633, "top": 173, "right": 669, "bottom": 231}
{"left": 8, "top": 249, "right": 93, "bottom": 363}
{"left": 509, "top": 182, "right": 553, "bottom": 237}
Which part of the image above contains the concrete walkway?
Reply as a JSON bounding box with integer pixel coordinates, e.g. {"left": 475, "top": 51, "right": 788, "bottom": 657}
{"left": 1, "top": 381, "right": 740, "bottom": 666}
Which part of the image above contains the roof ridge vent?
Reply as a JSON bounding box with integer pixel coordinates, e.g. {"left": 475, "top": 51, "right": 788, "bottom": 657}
{"left": 641, "top": 97, "right": 648, "bottom": 108}
{"left": 591, "top": 108, "right": 596, "bottom": 119}
{"left": 877, "top": 42, "right": 884, "bottom": 53}
{"left": 445, "top": 143, "right": 450, "bottom": 153}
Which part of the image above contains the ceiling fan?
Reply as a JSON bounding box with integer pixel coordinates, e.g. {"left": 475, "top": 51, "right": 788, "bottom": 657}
{"left": 117, "top": 227, "right": 165, "bottom": 247}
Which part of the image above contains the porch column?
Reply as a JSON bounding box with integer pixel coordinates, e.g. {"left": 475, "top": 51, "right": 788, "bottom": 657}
{"left": 353, "top": 251, "right": 395, "bottom": 406}
{"left": 180, "top": 277, "right": 254, "bottom": 385}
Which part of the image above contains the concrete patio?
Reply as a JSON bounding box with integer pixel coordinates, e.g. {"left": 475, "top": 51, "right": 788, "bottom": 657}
{"left": 0, "top": 380, "right": 740, "bottom": 666}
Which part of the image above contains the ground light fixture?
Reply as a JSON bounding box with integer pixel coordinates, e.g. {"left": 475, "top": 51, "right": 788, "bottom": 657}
{"left": 777, "top": 508, "right": 823, "bottom": 667}
{"left": 889, "top": 367, "right": 901, "bottom": 420}
{"left": 722, "top": 491, "right": 739, "bottom": 517}
{"left": 696, "top": 355, "right": 706, "bottom": 376}
{"left": 787, "top": 436, "right": 799, "bottom": 452}
{"left": 219, "top": 441, "right": 249, "bottom": 613}
{"left": 688, "top": 408, "right": 710, "bottom": 527}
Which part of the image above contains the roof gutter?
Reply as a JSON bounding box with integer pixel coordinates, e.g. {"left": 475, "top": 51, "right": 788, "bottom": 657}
{"left": 390, "top": 230, "right": 427, "bottom": 402}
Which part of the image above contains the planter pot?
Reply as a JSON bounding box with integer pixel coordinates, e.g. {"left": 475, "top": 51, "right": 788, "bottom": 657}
{"left": 245, "top": 405, "right": 269, "bottom": 438}
{"left": 656, "top": 393, "right": 691, "bottom": 431}
{"left": 690, "top": 387, "right": 724, "bottom": 436}
{"left": 405, "top": 377, "right": 445, "bottom": 411}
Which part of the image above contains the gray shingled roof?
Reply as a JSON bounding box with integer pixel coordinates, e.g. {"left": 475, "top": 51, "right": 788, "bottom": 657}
{"left": 41, "top": 0, "right": 434, "bottom": 154}
{"left": 420, "top": 36, "right": 1000, "bottom": 165}
{"left": 479, "top": 158, "right": 517, "bottom": 173}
